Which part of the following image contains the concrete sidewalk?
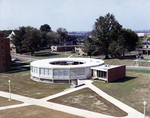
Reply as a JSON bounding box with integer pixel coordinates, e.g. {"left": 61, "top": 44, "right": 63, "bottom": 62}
{"left": 84, "top": 80, "right": 144, "bottom": 118}
{"left": 0, "top": 80, "right": 145, "bottom": 118}
{"left": 41, "top": 85, "right": 87, "bottom": 101}
{"left": 0, "top": 103, "right": 31, "bottom": 110}
{"left": 0, "top": 91, "right": 116, "bottom": 118}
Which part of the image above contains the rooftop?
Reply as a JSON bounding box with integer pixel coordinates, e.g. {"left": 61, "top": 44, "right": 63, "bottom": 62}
{"left": 91, "top": 65, "right": 122, "bottom": 72}
{"left": 31, "top": 58, "right": 104, "bottom": 69}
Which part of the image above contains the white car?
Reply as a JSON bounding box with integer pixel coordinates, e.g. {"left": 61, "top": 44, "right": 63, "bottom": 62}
{"left": 12, "top": 58, "right": 19, "bottom": 61}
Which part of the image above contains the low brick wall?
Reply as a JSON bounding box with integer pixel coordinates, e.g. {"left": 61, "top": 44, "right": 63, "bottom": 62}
{"left": 107, "top": 65, "right": 126, "bottom": 83}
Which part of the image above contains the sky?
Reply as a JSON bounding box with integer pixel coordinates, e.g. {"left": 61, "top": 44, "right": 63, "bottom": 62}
{"left": 0, "top": 0, "right": 150, "bottom": 32}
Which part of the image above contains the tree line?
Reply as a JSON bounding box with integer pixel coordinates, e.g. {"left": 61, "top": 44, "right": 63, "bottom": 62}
{"left": 11, "top": 25, "right": 75, "bottom": 55}
{"left": 82, "top": 13, "right": 139, "bottom": 58}
{"left": 2, "top": 13, "right": 140, "bottom": 58}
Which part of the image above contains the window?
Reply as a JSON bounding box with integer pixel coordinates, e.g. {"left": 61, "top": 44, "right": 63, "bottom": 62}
{"left": 2, "top": 52, "right": 4, "bottom": 55}
{"left": 2, "top": 58, "right": 4, "bottom": 61}
{"left": 1, "top": 46, "right": 4, "bottom": 50}
{"left": 59, "top": 69, "right": 64, "bottom": 78}
{"left": 45, "top": 69, "right": 49, "bottom": 75}
{"left": 40, "top": 68, "right": 45, "bottom": 75}
{"left": 1, "top": 34, "right": 3, "bottom": 38}
{"left": 3, "top": 63, "right": 5, "bottom": 67}
{"left": 48, "top": 69, "right": 52, "bottom": 75}
{"left": 53, "top": 69, "right": 69, "bottom": 79}
{"left": 53, "top": 69, "right": 58, "bottom": 78}
{"left": 39, "top": 68, "right": 52, "bottom": 77}
{"left": 48, "top": 69, "right": 52, "bottom": 78}
{"left": 1, "top": 40, "right": 3, "bottom": 44}
{"left": 64, "top": 69, "right": 69, "bottom": 77}
{"left": 70, "top": 68, "right": 85, "bottom": 76}
{"left": 35, "top": 67, "right": 39, "bottom": 74}
{"left": 31, "top": 66, "right": 33, "bottom": 72}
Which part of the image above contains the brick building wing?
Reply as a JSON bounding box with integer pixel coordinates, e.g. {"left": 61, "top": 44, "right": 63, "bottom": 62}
{"left": 0, "top": 33, "right": 11, "bottom": 72}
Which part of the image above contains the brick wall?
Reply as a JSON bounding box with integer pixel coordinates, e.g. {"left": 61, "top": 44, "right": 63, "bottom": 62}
{"left": 107, "top": 65, "right": 126, "bottom": 83}
{"left": 0, "top": 33, "right": 11, "bottom": 72}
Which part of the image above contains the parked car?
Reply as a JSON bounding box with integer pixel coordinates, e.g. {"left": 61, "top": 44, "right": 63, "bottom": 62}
{"left": 12, "top": 58, "right": 19, "bottom": 61}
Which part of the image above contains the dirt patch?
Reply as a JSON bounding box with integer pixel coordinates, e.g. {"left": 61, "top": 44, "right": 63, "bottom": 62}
{"left": 0, "top": 105, "right": 83, "bottom": 118}
{"left": 49, "top": 88, "right": 128, "bottom": 117}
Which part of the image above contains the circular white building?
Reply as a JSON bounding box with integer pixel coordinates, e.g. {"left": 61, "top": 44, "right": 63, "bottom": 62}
{"left": 30, "top": 58, "right": 104, "bottom": 83}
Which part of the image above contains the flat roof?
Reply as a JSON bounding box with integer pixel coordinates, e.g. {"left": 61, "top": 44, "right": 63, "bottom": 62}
{"left": 31, "top": 58, "right": 104, "bottom": 69}
{"left": 91, "top": 65, "right": 120, "bottom": 72}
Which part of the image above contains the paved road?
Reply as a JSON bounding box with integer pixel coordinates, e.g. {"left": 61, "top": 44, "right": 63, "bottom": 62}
{"left": 12, "top": 55, "right": 150, "bottom": 71}
{"left": 11, "top": 55, "right": 38, "bottom": 62}
{"left": 127, "top": 66, "right": 150, "bottom": 70}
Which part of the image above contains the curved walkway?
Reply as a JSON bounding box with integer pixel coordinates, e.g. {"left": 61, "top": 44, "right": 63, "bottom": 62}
{"left": 0, "top": 80, "right": 145, "bottom": 118}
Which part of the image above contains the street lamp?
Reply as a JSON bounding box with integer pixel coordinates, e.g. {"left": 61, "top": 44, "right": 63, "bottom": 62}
{"left": 143, "top": 101, "right": 147, "bottom": 118}
{"left": 65, "top": 47, "right": 66, "bottom": 55}
{"left": 8, "top": 80, "right": 11, "bottom": 101}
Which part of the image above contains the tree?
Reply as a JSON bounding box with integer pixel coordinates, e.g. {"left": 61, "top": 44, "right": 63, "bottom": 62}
{"left": 46, "top": 31, "right": 60, "bottom": 48}
{"left": 109, "top": 41, "right": 122, "bottom": 57}
{"left": 93, "top": 13, "right": 122, "bottom": 58}
{"left": 57, "top": 28, "right": 68, "bottom": 45}
{"left": 40, "top": 24, "right": 51, "bottom": 32}
{"left": 82, "top": 37, "right": 96, "bottom": 58}
{"left": 119, "top": 29, "right": 138, "bottom": 56}
{"left": 11, "top": 27, "right": 26, "bottom": 54}
{"left": 40, "top": 32, "right": 47, "bottom": 47}
{"left": 40, "top": 24, "right": 51, "bottom": 47}
{"left": 23, "top": 29, "right": 42, "bottom": 55}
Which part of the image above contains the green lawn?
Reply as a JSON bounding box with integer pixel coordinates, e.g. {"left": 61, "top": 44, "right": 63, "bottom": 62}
{"left": 0, "top": 71, "right": 71, "bottom": 99}
{"left": 104, "top": 58, "right": 150, "bottom": 67}
{"left": 93, "top": 71, "right": 150, "bottom": 117}
{"left": 11, "top": 50, "right": 85, "bottom": 59}
{"left": 126, "top": 69, "right": 150, "bottom": 73}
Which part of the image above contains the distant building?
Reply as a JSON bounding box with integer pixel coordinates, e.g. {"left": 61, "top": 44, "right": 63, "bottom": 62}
{"left": 7, "top": 31, "right": 15, "bottom": 40}
{"left": 0, "top": 33, "right": 11, "bottom": 72}
{"left": 7, "top": 31, "right": 16, "bottom": 51}
{"left": 137, "top": 33, "right": 145, "bottom": 40}
{"left": 136, "top": 37, "right": 150, "bottom": 58}
{"left": 51, "top": 45, "right": 83, "bottom": 52}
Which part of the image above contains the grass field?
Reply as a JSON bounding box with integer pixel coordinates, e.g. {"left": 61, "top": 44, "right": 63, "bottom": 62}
{"left": 0, "top": 70, "right": 71, "bottom": 99}
{"left": 49, "top": 88, "right": 127, "bottom": 117}
{"left": 104, "top": 58, "right": 150, "bottom": 67}
{"left": 126, "top": 69, "right": 150, "bottom": 73}
{"left": 0, "top": 96, "right": 23, "bottom": 107}
{"left": 93, "top": 71, "right": 150, "bottom": 117}
{"left": 0, "top": 105, "right": 83, "bottom": 118}
{"left": 11, "top": 49, "right": 85, "bottom": 59}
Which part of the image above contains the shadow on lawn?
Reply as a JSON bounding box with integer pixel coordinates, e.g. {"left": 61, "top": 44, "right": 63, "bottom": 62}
{"left": 11, "top": 61, "right": 29, "bottom": 67}
{"left": 103, "top": 55, "right": 136, "bottom": 60}
{"left": 33, "top": 52, "right": 59, "bottom": 57}
{"left": 7, "top": 67, "right": 30, "bottom": 74}
{"left": 112, "top": 76, "right": 137, "bottom": 83}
